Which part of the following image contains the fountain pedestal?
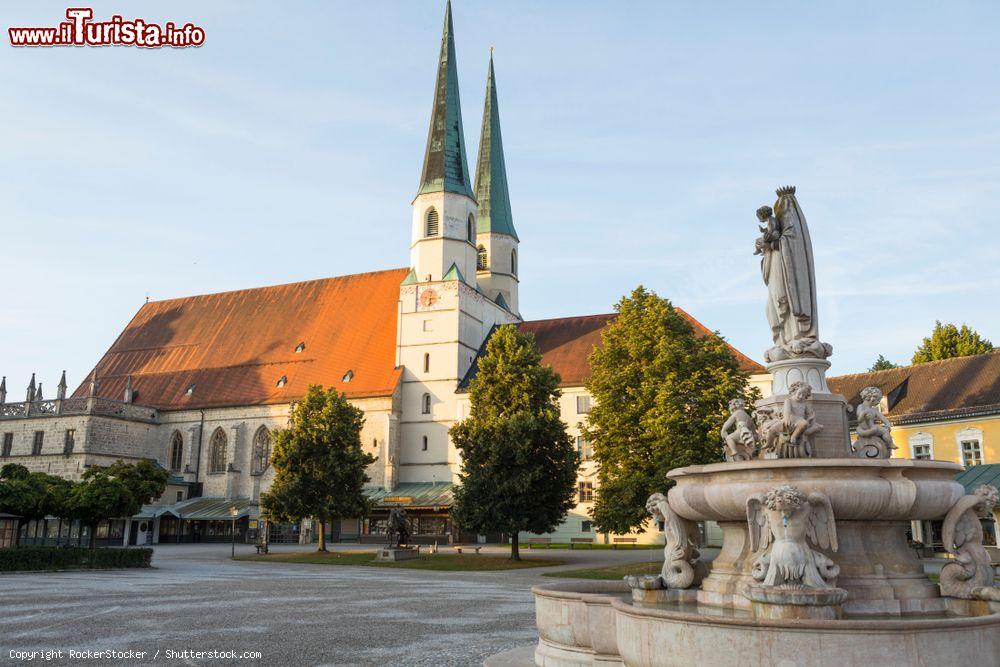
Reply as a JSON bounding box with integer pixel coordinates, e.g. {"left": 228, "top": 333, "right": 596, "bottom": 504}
{"left": 745, "top": 585, "right": 848, "bottom": 621}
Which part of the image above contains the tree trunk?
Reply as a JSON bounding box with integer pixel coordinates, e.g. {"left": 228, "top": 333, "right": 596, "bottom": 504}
{"left": 317, "top": 519, "right": 327, "bottom": 552}
{"left": 510, "top": 532, "right": 520, "bottom": 561}
{"left": 14, "top": 518, "right": 24, "bottom": 546}
{"left": 89, "top": 523, "right": 98, "bottom": 551}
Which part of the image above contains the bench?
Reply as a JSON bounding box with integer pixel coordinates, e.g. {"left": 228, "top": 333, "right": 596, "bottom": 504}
{"left": 453, "top": 545, "right": 481, "bottom": 555}
{"left": 527, "top": 538, "right": 552, "bottom": 549}
{"left": 613, "top": 537, "right": 638, "bottom": 549}
{"left": 570, "top": 537, "right": 594, "bottom": 549}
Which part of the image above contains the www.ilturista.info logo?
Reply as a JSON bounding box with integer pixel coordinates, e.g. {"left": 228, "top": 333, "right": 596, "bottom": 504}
{"left": 9, "top": 8, "right": 205, "bottom": 48}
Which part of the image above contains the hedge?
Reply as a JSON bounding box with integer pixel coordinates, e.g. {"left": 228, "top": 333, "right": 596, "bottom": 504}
{"left": 0, "top": 546, "right": 153, "bottom": 572}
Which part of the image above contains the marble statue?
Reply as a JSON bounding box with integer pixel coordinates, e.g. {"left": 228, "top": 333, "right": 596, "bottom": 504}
{"left": 754, "top": 186, "right": 832, "bottom": 363}
{"left": 940, "top": 484, "right": 999, "bottom": 599}
{"left": 747, "top": 485, "right": 840, "bottom": 589}
{"left": 852, "top": 386, "right": 896, "bottom": 459}
{"left": 721, "top": 398, "right": 759, "bottom": 461}
{"left": 646, "top": 492, "right": 706, "bottom": 589}
{"left": 754, "top": 405, "right": 784, "bottom": 458}
{"left": 779, "top": 382, "right": 823, "bottom": 458}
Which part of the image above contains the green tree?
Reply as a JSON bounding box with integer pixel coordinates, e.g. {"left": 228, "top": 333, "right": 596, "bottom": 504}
{"left": 450, "top": 325, "right": 578, "bottom": 560}
{"left": 0, "top": 464, "right": 72, "bottom": 546}
{"left": 868, "top": 354, "right": 900, "bottom": 372}
{"left": 583, "top": 287, "right": 756, "bottom": 535}
{"left": 912, "top": 321, "right": 994, "bottom": 364}
{"left": 261, "top": 386, "right": 375, "bottom": 552}
{"left": 67, "top": 460, "right": 168, "bottom": 551}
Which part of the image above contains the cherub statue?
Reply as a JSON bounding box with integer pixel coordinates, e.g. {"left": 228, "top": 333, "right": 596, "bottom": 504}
{"left": 852, "top": 386, "right": 896, "bottom": 459}
{"left": 746, "top": 484, "right": 840, "bottom": 589}
{"left": 939, "top": 484, "right": 999, "bottom": 599}
{"left": 720, "top": 398, "right": 759, "bottom": 461}
{"left": 781, "top": 382, "right": 823, "bottom": 458}
{"left": 645, "top": 492, "right": 706, "bottom": 589}
{"left": 754, "top": 405, "right": 784, "bottom": 458}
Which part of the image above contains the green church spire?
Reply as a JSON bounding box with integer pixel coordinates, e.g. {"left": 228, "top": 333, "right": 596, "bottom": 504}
{"left": 417, "top": 1, "right": 475, "bottom": 199}
{"left": 474, "top": 52, "right": 517, "bottom": 240}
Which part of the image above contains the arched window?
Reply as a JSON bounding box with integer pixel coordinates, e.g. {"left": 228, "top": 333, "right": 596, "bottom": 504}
{"left": 511, "top": 249, "right": 517, "bottom": 276}
{"left": 209, "top": 428, "right": 228, "bottom": 473}
{"left": 423, "top": 353, "right": 430, "bottom": 373}
{"left": 252, "top": 426, "right": 271, "bottom": 475}
{"left": 467, "top": 214, "right": 475, "bottom": 242}
{"left": 422, "top": 393, "right": 432, "bottom": 415}
{"left": 477, "top": 245, "right": 488, "bottom": 271}
{"left": 169, "top": 431, "right": 183, "bottom": 471}
{"left": 425, "top": 208, "right": 439, "bottom": 237}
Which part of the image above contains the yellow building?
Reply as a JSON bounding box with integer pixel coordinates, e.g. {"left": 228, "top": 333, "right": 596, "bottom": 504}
{"left": 829, "top": 351, "right": 1000, "bottom": 550}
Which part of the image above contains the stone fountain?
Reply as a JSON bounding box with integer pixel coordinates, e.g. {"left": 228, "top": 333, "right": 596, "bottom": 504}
{"left": 487, "top": 187, "right": 1000, "bottom": 667}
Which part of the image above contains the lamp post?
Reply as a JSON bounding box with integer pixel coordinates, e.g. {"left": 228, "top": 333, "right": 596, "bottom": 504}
{"left": 229, "top": 506, "right": 238, "bottom": 558}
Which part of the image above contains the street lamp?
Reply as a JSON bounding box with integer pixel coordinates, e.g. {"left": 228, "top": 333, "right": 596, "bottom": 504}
{"left": 229, "top": 506, "right": 238, "bottom": 558}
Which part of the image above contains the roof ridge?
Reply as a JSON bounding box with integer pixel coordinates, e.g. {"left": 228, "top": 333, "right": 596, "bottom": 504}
{"left": 521, "top": 312, "right": 617, "bottom": 325}
{"left": 831, "top": 349, "right": 1000, "bottom": 379}
{"left": 144, "top": 267, "right": 409, "bottom": 306}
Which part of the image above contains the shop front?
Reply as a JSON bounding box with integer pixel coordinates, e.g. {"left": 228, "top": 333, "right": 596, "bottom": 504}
{"left": 362, "top": 482, "right": 460, "bottom": 545}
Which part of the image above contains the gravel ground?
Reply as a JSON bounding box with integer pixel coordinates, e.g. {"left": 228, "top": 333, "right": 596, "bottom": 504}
{"left": 1, "top": 543, "right": 658, "bottom": 667}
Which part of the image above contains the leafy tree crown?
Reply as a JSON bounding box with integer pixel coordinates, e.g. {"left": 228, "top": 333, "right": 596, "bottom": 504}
{"left": 912, "top": 321, "right": 993, "bottom": 364}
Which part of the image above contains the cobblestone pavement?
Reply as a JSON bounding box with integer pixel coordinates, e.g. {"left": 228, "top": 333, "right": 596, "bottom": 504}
{"left": 1, "top": 544, "right": 659, "bottom": 667}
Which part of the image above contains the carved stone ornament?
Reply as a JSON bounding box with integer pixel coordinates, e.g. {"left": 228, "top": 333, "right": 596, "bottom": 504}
{"left": 721, "top": 398, "right": 759, "bottom": 461}
{"left": 940, "top": 484, "right": 999, "bottom": 599}
{"left": 851, "top": 386, "right": 896, "bottom": 459}
{"left": 746, "top": 485, "right": 840, "bottom": 589}
{"left": 642, "top": 492, "right": 707, "bottom": 589}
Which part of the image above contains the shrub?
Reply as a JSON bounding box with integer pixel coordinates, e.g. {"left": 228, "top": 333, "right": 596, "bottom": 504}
{"left": 0, "top": 546, "right": 153, "bottom": 571}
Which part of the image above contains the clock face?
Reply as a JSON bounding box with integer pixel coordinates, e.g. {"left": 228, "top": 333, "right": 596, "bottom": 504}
{"left": 419, "top": 288, "right": 439, "bottom": 308}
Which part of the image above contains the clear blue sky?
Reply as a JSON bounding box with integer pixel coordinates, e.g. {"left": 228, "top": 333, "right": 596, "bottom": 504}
{"left": 3, "top": 1, "right": 999, "bottom": 395}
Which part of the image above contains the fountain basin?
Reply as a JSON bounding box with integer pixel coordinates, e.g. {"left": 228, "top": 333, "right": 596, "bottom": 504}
{"left": 527, "top": 582, "right": 1000, "bottom": 667}
{"left": 666, "top": 458, "right": 964, "bottom": 522}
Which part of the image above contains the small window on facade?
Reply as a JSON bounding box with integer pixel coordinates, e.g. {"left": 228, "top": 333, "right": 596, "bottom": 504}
{"left": 581, "top": 520, "right": 593, "bottom": 533}
{"left": 169, "top": 431, "right": 184, "bottom": 471}
{"left": 209, "top": 428, "right": 228, "bottom": 473}
{"left": 276, "top": 375, "right": 287, "bottom": 388}
{"left": 423, "top": 319, "right": 432, "bottom": 332}
{"left": 63, "top": 429, "right": 75, "bottom": 455}
{"left": 422, "top": 436, "right": 428, "bottom": 451}
{"left": 295, "top": 342, "right": 306, "bottom": 353}
{"left": 576, "top": 395, "right": 592, "bottom": 414}
{"left": 576, "top": 435, "right": 593, "bottom": 462}
{"left": 423, "top": 353, "right": 430, "bottom": 373}
{"left": 176, "top": 491, "right": 184, "bottom": 503}
{"left": 32, "top": 431, "right": 44, "bottom": 456}
{"left": 425, "top": 208, "right": 440, "bottom": 236}
{"left": 961, "top": 440, "right": 983, "bottom": 467}
{"left": 467, "top": 214, "right": 475, "bottom": 242}
{"left": 422, "top": 393, "right": 432, "bottom": 414}
{"left": 372, "top": 438, "right": 378, "bottom": 451}
{"left": 252, "top": 426, "right": 271, "bottom": 475}
{"left": 511, "top": 249, "right": 517, "bottom": 276}
{"left": 477, "top": 245, "right": 488, "bottom": 271}
{"left": 342, "top": 370, "right": 354, "bottom": 383}
{"left": 1, "top": 433, "right": 12, "bottom": 457}
{"left": 912, "top": 443, "right": 932, "bottom": 460}
{"left": 578, "top": 481, "right": 594, "bottom": 503}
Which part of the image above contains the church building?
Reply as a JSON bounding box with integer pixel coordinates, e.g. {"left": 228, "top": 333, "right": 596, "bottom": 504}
{"left": 0, "top": 3, "right": 766, "bottom": 548}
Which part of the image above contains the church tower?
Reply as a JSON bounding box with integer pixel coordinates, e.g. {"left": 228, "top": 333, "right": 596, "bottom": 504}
{"left": 396, "top": 2, "right": 519, "bottom": 488}
{"left": 473, "top": 53, "right": 519, "bottom": 314}
{"left": 409, "top": 0, "right": 479, "bottom": 285}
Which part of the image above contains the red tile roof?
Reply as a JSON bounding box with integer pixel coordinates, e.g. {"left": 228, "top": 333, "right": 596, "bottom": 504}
{"left": 73, "top": 269, "right": 409, "bottom": 410}
{"left": 518, "top": 311, "right": 766, "bottom": 387}
{"left": 829, "top": 351, "right": 1000, "bottom": 424}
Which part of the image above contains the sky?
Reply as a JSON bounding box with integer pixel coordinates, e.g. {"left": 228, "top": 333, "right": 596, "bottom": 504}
{"left": 2, "top": 1, "right": 1000, "bottom": 395}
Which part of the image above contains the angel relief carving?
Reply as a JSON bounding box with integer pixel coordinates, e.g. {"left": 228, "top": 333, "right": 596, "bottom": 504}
{"left": 746, "top": 485, "right": 840, "bottom": 589}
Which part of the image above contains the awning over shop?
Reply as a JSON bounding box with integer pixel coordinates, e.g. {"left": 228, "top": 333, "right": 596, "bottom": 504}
{"left": 366, "top": 482, "right": 454, "bottom": 510}
{"left": 955, "top": 464, "right": 1000, "bottom": 495}
{"left": 140, "top": 497, "right": 254, "bottom": 520}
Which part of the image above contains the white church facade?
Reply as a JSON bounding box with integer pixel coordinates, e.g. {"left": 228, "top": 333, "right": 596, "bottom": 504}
{"left": 0, "top": 3, "right": 766, "bottom": 548}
